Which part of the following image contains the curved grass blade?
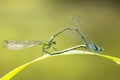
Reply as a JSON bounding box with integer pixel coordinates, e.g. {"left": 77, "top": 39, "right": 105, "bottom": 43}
{"left": 0, "top": 54, "right": 51, "bottom": 80}
{"left": 0, "top": 50, "right": 120, "bottom": 80}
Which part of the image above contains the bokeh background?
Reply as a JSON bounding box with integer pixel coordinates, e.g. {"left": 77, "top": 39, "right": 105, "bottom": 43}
{"left": 0, "top": 0, "right": 120, "bottom": 80}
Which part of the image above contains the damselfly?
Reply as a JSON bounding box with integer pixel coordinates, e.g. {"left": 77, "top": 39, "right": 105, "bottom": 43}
{"left": 49, "top": 16, "right": 103, "bottom": 54}
{"left": 3, "top": 16, "right": 103, "bottom": 55}
{"left": 3, "top": 40, "right": 56, "bottom": 55}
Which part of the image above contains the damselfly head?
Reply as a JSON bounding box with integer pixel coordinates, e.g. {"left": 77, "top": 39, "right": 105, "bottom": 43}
{"left": 89, "top": 43, "right": 103, "bottom": 53}
{"left": 98, "top": 47, "right": 104, "bottom": 53}
{"left": 52, "top": 41, "right": 56, "bottom": 45}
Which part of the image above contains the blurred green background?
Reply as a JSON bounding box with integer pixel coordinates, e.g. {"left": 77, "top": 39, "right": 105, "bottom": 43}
{"left": 0, "top": 0, "right": 120, "bottom": 80}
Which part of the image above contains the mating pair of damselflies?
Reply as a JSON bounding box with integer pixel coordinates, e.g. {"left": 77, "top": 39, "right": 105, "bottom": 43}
{"left": 3, "top": 16, "right": 103, "bottom": 55}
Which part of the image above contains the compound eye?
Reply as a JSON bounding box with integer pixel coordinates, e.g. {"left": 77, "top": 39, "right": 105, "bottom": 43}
{"left": 53, "top": 41, "right": 56, "bottom": 45}
{"left": 99, "top": 48, "right": 104, "bottom": 52}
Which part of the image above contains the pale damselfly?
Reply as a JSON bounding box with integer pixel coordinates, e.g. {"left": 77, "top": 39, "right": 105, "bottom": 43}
{"left": 3, "top": 16, "right": 103, "bottom": 55}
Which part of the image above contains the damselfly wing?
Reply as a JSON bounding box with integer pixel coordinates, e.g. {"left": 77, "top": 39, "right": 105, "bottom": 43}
{"left": 3, "top": 40, "right": 43, "bottom": 50}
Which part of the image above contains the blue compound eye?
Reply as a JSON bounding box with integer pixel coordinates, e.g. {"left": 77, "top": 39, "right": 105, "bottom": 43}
{"left": 89, "top": 43, "right": 103, "bottom": 53}
{"left": 98, "top": 48, "right": 104, "bottom": 53}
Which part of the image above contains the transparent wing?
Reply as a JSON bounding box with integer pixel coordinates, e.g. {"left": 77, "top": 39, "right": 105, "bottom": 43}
{"left": 3, "top": 40, "right": 43, "bottom": 50}
{"left": 63, "top": 29, "right": 82, "bottom": 42}
{"left": 69, "top": 16, "right": 92, "bottom": 43}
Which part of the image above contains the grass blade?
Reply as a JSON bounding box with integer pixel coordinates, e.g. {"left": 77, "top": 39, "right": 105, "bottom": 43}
{"left": 0, "top": 50, "right": 120, "bottom": 80}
